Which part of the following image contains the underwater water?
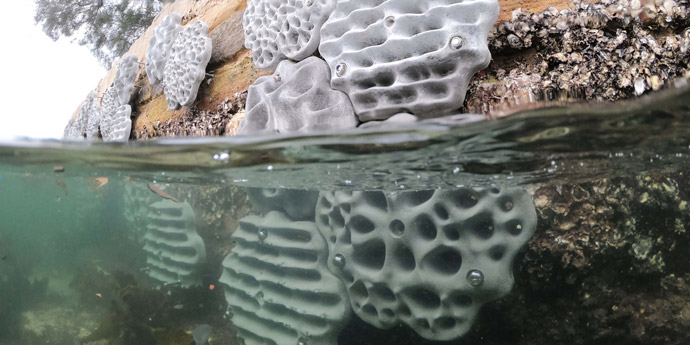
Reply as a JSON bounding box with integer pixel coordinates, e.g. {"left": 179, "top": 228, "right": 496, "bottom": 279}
{"left": 2, "top": 83, "right": 690, "bottom": 345}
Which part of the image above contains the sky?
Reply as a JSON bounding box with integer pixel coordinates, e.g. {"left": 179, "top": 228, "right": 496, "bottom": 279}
{"left": 0, "top": 2, "right": 107, "bottom": 140}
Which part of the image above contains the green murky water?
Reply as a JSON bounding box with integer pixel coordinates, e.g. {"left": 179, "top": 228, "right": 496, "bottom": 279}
{"left": 2, "top": 83, "right": 690, "bottom": 345}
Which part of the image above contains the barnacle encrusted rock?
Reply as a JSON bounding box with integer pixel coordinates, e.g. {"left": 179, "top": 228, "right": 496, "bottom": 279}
{"left": 99, "top": 87, "right": 132, "bottom": 142}
{"left": 319, "top": 0, "right": 499, "bottom": 121}
{"left": 238, "top": 57, "right": 358, "bottom": 134}
{"left": 113, "top": 56, "right": 140, "bottom": 105}
{"left": 315, "top": 187, "right": 537, "bottom": 340}
{"left": 143, "top": 199, "right": 207, "bottom": 287}
{"left": 219, "top": 211, "right": 350, "bottom": 345}
{"left": 246, "top": 188, "right": 319, "bottom": 221}
{"left": 243, "top": 0, "right": 337, "bottom": 70}
{"left": 163, "top": 20, "right": 213, "bottom": 110}
{"left": 466, "top": 0, "right": 690, "bottom": 115}
{"left": 146, "top": 13, "right": 183, "bottom": 86}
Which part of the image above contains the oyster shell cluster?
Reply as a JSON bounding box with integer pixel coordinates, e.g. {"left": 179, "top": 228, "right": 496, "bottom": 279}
{"left": 466, "top": 0, "right": 690, "bottom": 115}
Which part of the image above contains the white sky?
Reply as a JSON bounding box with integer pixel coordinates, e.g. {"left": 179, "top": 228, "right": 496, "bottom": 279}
{"left": 0, "top": 2, "right": 106, "bottom": 140}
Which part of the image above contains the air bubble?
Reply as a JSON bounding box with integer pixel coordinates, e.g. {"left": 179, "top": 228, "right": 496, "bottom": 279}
{"left": 384, "top": 16, "right": 395, "bottom": 27}
{"left": 333, "top": 254, "right": 346, "bottom": 268}
{"left": 466, "top": 269, "right": 484, "bottom": 287}
{"left": 258, "top": 229, "right": 268, "bottom": 241}
{"left": 336, "top": 63, "right": 347, "bottom": 77}
{"left": 450, "top": 36, "right": 464, "bottom": 49}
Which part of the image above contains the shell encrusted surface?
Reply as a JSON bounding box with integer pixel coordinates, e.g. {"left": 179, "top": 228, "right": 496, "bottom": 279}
{"left": 219, "top": 211, "right": 350, "bottom": 345}
{"left": 315, "top": 187, "right": 537, "bottom": 340}
{"left": 163, "top": 20, "right": 213, "bottom": 110}
{"left": 239, "top": 57, "right": 358, "bottom": 134}
{"left": 146, "top": 13, "right": 183, "bottom": 86}
{"left": 143, "top": 200, "right": 207, "bottom": 287}
{"left": 244, "top": 0, "right": 337, "bottom": 70}
{"left": 319, "top": 0, "right": 499, "bottom": 121}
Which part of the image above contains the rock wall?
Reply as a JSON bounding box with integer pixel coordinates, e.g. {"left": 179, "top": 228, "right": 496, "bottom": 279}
{"left": 73, "top": 0, "right": 690, "bottom": 139}
{"left": 73, "top": 0, "right": 574, "bottom": 139}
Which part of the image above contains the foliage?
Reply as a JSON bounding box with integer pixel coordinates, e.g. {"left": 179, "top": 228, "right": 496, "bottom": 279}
{"left": 34, "top": 0, "right": 167, "bottom": 67}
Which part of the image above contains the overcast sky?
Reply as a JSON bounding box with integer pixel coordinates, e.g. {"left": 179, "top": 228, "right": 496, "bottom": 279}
{"left": 0, "top": 2, "right": 106, "bottom": 140}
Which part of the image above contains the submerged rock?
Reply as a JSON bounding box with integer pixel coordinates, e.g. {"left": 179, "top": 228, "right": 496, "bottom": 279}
{"left": 192, "top": 324, "right": 211, "bottom": 345}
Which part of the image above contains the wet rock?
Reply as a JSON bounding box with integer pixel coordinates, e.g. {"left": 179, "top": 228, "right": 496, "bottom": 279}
{"left": 209, "top": 10, "right": 245, "bottom": 65}
{"left": 136, "top": 91, "right": 247, "bottom": 139}
{"left": 465, "top": 0, "right": 690, "bottom": 115}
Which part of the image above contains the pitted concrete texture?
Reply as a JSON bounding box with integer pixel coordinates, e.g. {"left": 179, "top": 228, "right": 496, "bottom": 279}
{"left": 146, "top": 13, "right": 183, "bottom": 86}
{"left": 239, "top": 57, "right": 358, "bottom": 134}
{"left": 163, "top": 20, "right": 213, "bottom": 110}
{"left": 219, "top": 211, "right": 350, "bottom": 345}
{"left": 71, "top": 91, "right": 100, "bottom": 140}
{"left": 243, "top": 0, "right": 337, "bottom": 70}
{"left": 246, "top": 188, "right": 319, "bottom": 221}
{"left": 100, "top": 88, "right": 133, "bottom": 142}
{"left": 99, "top": 87, "right": 118, "bottom": 140}
{"left": 123, "top": 183, "right": 159, "bottom": 244}
{"left": 107, "top": 105, "right": 133, "bottom": 142}
{"left": 316, "top": 187, "right": 537, "bottom": 340}
{"left": 74, "top": 93, "right": 95, "bottom": 139}
{"left": 358, "top": 113, "right": 419, "bottom": 129}
{"left": 143, "top": 199, "right": 207, "bottom": 287}
{"left": 83, "top": 91, "right": 103, "bottom": 139}
{"left": 63, "top": 118, "right": 82, "bottom": 140}
{"left": 113, "top": 56, "right": 141, "bottom": 105}
{"left": 319, "top": 0, "right": 499, "bottom": 121}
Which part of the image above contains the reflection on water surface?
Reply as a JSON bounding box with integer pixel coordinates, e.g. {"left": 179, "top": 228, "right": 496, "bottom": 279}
{"left": 1, "top": 85, "right": 690, "bottom": 345}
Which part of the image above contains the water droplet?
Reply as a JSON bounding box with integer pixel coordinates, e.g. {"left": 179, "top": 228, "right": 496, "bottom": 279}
{"left": 213, "top": 152, "right": 230, "bottom": 162}
{"left": 466, "top": 269, "right": 484, "bottom": 287}
{"left": 384, "top": 16, "right": 395, "bottom": 27}
{"left": 297, "top": 337, "right": 308, "bottom": 345}
{"left": 452, "top": 167, "right": 461, "bottom": 174}
{"left": 333, "top": 254, "right": 346, "bottom": 268}
{"left": 267, "top": 165, "right": 274, "bottom": 171}
{"left": 335, "top": 63, "right": 347, "bottom": 77}
{"left": 450, "top": 36, "right": 464, "bottom": 49}
{"left": 258, "top": 229, "right": 268, "bottom": 241}
{"left": 634, "top": 77, "right": 646, "bottom": 95}
{"left": 503, "top": 201, "right": 513, "bottom": 211}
